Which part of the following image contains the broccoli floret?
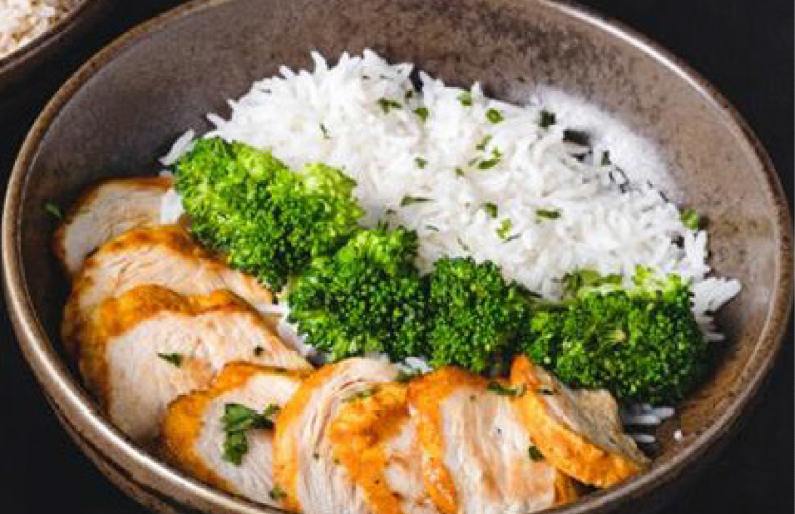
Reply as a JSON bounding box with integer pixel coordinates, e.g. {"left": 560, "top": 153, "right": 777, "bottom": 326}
{"left": 175, "top": 138, "right": 363, "bottom": 290}
{"left": 428, "top": 257, "right": 532, "bottom": 373}
{"left": 286, "top": 227, "right": 430, "bottom": 361}
{"left": 523, "top": 268, "right": 707, "bottom": 404}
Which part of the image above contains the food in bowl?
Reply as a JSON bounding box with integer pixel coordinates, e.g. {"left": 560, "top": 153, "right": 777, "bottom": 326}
{"left": 0, "top": 0, "right": 79, "bottom": 60}
{"left": 52, "top": 50, "right": 741, "bottom": 512}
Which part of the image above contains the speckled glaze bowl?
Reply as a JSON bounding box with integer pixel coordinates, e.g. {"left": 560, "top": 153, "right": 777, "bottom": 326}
{"left": 3, "top": 1, "right": 791, "bottom": 513}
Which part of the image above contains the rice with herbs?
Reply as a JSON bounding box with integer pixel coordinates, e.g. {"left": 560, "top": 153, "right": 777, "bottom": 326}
{"left": 0, "top": 0, "right": 79, "bottom": 60}
{"left": 160, "top": 49, "right": 740, "bottom": 343}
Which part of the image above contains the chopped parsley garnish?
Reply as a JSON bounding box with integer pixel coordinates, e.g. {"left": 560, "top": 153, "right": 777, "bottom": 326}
{"left": 221, "top": 403, "right": 280, "bottom": 465}
{"left": 454, "top": 167, "right": 465, "bottom": 177}
{"left": 396, "top": 369, "right": 421, "bottom": 383}
{"left": 539, "top": 110, "right": 556, "bottom": 128}
{"left": 319, "top": 123, "right": 330, "bottom": 139}
{"left": 400, "top": 195, "right": 431, "bottom": 206}
{"left": 496, "top": 218, "right": 513, "bottom": 240}
{"left": 475, "top": 134, "right": 492, "bottom": 151}
{"left": 457, "top": 91, "right": 473, "bottom": 107}
{"left": 413, "top": 107, "right": 429, "bottom": 122}
{"left": 344, "top": 387, "right": 377, "bottom": 403}
{"left": 404, "top": 89, "right": 415, "bottom": 100}
{"left": 377, "top": 98, "right": 402, "bottom": 113}
{"left": 425, "top": 225, "right": 440, "bottom": 232}
{"left": 415, "top": 157, "right": 428, "bottom": 169}
{"left": 253, "top": 345, "right": 264, "bottom": 356}
{"left": 156, "top": 352, "right": 182, "bottom": 367}
{"left": 485, "top": 108, "right": 504, "bottom": 124}
{"left": 486, "top": 381, "right": 526, "bottom": 397}
{"left": 601, "top": 150, "right": 611, "bottom": 166}
{"left": 44, "top": 201, "right": 63, "bottom": 220}
{"left": 680, "top": 208, "right": 700, "bottom": 230}
{"left": 536, "top": 208, "right": 561, "bottom": 220}
{"left": 483, "top": 202, "right": 498, "bottom": 218}
{"left": 477, "top": 147, "right": 502, "bottom": 169}
{"left": 528, "top": 445, "right": 544, "bottom": 461}
{"left": 269, "top": 485, "right": 287, "bottom": 501}
{"left": 562, "top": 129, "right": 590, "bottom": 146}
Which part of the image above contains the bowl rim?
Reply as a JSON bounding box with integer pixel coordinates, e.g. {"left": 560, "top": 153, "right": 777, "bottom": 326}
{"left": 0, "top": 0, "right": 98, "bottom": 77}
{"left": 2, "top": 0, "right": 792, "bottom": 512}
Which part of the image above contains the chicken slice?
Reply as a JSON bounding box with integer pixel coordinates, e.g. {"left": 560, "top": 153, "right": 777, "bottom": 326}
{"left": 79, "top": 285, "right": 310, "bottom": 441}
{"left": 62, "top": 225, "right": 274, "bottom": 355}
{"left": 54, "top": 177, "right": 173, "bottom": 276}
{"left": 328, "top": 382, "right": 438, "bottom": 514}
{"left": 407, "top": 367, "right": 578, "bottom": 514}
{"left": 272, "top": 358, "right": 399, "bottom": 513}
{"left": 510, "top": 356, "right": 649, "bottom": 488}
{"left": 162, "top": 362, "right": 307, "bottom": 505}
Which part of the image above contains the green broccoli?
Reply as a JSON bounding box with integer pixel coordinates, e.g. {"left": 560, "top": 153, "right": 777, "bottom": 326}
{"left": 523, "top": 268, "right": 707, "bottom": 404}
{"left": 174, "top": 138, "right": 363, "bottom": 290}
{"left": 286, "top": 227, "right": 430, "bottom": 361}
{"left": 428, "top": 257, "right": 532, "bottom": 373}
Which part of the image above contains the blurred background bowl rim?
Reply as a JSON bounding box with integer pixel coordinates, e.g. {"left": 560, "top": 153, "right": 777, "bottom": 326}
{"left": 2, "top": 0, "right": 792, "bottom": 512}
{"left": 0, "top": 0, "right": 98, "bottom": 78}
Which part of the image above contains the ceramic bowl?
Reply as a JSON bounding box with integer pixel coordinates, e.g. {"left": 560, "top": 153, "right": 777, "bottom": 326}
{"left": 3, "top": 0, "right": 791, "bottom": 513}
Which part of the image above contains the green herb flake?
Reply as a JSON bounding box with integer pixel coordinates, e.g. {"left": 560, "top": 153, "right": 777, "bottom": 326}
{"left": 475, "top": 134, "right": 492, "bottom": 151}
{"left": 601, "top": 150, "right": 611, "bottom": 166}
{"left": 396, "top": 369, "right": 421, "bottom": 383}
{"left": 458, "top": 91, "right": 473, "bottom": 107}
{"left": 680, "top": 208, "right": 700, "bottom": 231}
{"left": 344, "top": 387, "right": 378, "bottom": 403}
{"left": 253, "top": 345, "right": 264, "bottom": 356}
{"left": 425, "top": 225, "right": 440, "bottom": 232}
{"left": 486, "top": 381, "right": 526, "bottom": 397}
{"left": 400, "top": 196, "right": 431, "bottom": 206}
{"left": 269, "top": 485, "right": 287, "bottom": 502}
{"left": 44, "top": 201, "right": 63, "bottom": 220}
{"left": 539, "top": 110, "right": 556, "bottom": 129}
{"left": 221, "top": 403, "right": 279, "bottom": 465}
{"left": 477, "top": 147, "right": 502, "bottom": 170}
{"left": 457, "top": 237, "right": 470, "bottom": 252}
{"left": 415, "top": 157, "right": 428, "bottom": 169}
{"left": 562, "top": 129, "right": 590, "bottom": 146}
{"left": 483, "top": 202, "right": 498, "bottom": 218}
{"left": 156, "top": 352, "right": 183, "bottom": 367}
{"left": 496, "top": 218, "right": 513, "bottom": 240}
{"left": 413, "top": 107, "right": 429, "bottom": 122}
{"left": 485, "top": 108, "right": 504, "bottom": 124}
{"left": 319, "top": 123, "right": 330, "bottom": 139}
{"left": 454, "top": 167, "right": 465, "bottom": 177}
{"left": 528, "top": 445, "right": 544, "bottom": 461}
{"left": 404, "top": 89, "right": 415, "bottom": 100}
{"left": 377, "top": 98, "right": 402, "bottom": 114}
{"left": 536, "top": 208, "right": 561, "bottom": 220}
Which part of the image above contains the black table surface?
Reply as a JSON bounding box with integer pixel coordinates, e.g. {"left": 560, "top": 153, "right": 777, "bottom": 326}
{"left": 0, "top": 1, "right": 791, "bottom": 513}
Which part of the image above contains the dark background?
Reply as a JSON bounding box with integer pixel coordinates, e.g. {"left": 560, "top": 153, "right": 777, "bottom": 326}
{"left": 0, "top": 1, "right": 792, "bottom": 513}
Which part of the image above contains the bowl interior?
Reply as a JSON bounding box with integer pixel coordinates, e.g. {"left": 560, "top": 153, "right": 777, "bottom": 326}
{"left": 7, "top": 0, "right": 791, "bottom": 512}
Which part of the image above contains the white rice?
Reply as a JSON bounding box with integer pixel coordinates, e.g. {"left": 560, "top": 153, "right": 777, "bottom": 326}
{"left": 160, "top": 50, "right": 740, "bottom": 334}
{"left": 0, "top": 0, "right": 78, "bottom": 60}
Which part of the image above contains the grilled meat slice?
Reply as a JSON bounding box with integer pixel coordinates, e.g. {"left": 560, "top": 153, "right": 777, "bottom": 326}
{"left": 54, "top": 177, "right": 173, "bottom": 276}
{"left": 407, "top": 367, "right": 578, "bottom": 514}
{"left": 79, "top": 285, "right": 309, "bottom": 441}
{"left": 510, "top": 355, "right": 649, "bottom": 488}
{"left": 162, "top": 362, "right": 307, "bottom": 505}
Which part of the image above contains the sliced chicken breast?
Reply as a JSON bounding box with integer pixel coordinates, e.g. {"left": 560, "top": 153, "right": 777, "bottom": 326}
{"left": 79, "top": 285, "right": 309, "bottom": 441}
{"left": 272, "top": 358, "right": 399, "bottom": 513}
{"left": 62, "top": 225, "right": 274, "bottom": 355}
{"left": 54, "top": 177, "right": 173, "bottom": 276}
{"left": 407, "top": 367, "right": 578, "bottom": 514}
{"left": 162, "top": 362, "right": 306, "bottom": 505}
{"left": 328, "top": 382, "right": 438, "bottom": 514}
{"left": 510, "top": 356, "right": 649, "bottom": 488}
